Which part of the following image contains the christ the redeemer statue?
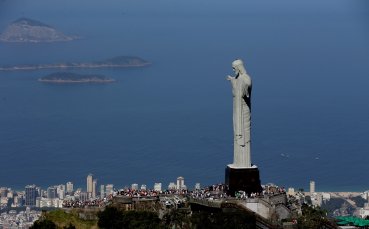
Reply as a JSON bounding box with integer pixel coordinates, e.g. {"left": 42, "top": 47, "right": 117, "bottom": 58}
{"left": 225, "top": 59, "right": 261, "bottom": 196}
{"left": 227, "top": 59, "right": 252, "bottom": 168}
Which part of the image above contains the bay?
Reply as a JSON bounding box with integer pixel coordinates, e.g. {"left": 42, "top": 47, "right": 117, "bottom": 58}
{"left": 0, "top": 0, "right": 368, "bottom": 192}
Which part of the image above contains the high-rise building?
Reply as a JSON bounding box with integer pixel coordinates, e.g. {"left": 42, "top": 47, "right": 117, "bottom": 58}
{"left": 47, "top": 187, "right": 57, "bottom": 199}
{"left": 92, "top": 179, "right": 97, "bottom": 198}
{"left": 310, "top": 181, "right": 315, "bottom": 193}
{"left": 13, "top": 195, "right": 22, "bottom": 207}
{"left": 106, "top": 184, "right": 114, "bottom": 196}
{"left": 176, "top": 177, "right": 185, "bottom": 190}
{"left": 25, "top": 185, "right": 37, "bottom": 206}
{"left": 7, "top": 190, "right": 13, "bottom": 199}
{"left": 57, "top": 185, "right": 65, "bottom": 198}
{"left": 131, "top": 184, "right": 138, "bottom": 191}
{"left": 35, "top": 197, "right": 41, "bottom": 208}
{"left": 168, "top": 182, "right": 176, "bottom": 190}
{"left": 66, "top": 182, "right": 74, "bottom": 194}
{"left": 140, "top": 184, "right": 147, "bottom": 190}
{"left": 58, "top": 189, "right": 65, "bottom": 200}
{"left": 154, "top": 183, "right": 162, "bottom": 192}
{"left": 100, "top": 185, "right": 105, "bottom": 198}
{"left": 79, "top": 192, "right": 88, "bottom": 202}
{"left": 36, "top": 187, "right": 42, "bottom": 198}
{"left": 87, "top": 174, "right": 93, "bottom": 197}
{"left": 287, "top": 188, "right": 295, "bottom": 196}
{"left": 0, "top": 187, "right": 8, "bottom": 198}
{"left": 195, "top": 183, "right": 201, "bottom": 190}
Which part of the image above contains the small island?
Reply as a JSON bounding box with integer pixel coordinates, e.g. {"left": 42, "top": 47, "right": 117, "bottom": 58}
{"left": 38, "top": 72, "right": 115, "bottom": 83}
{"left": 0, "top": 18, "right": 78, "bottom": 43}
{"left": 0, "top": 56, "right": 150, "bottom": 71}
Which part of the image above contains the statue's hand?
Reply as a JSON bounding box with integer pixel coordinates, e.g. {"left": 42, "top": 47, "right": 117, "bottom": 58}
{"left": 226, "top": 75, "right": 233, "bottom": 81}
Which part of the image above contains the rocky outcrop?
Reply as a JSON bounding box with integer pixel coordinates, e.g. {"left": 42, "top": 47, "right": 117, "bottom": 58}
{"left": 38, "top": 72, "right": 115, "bottom": 83}
{"left": 0, "top": 56, "right": 150, "bottom": 71}
{"left": 0, "top": 18, "right": 78, "bottom": 43}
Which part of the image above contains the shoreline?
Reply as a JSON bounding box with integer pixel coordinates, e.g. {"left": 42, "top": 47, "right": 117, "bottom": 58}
{"left": 38, "top": 79, "right": 116, "bottom": 83}
{"left": 305, "top": 191, "right": 363, "bottom": 196}
{"left": 0, "top": 63, "right": 151, "bottom": 71}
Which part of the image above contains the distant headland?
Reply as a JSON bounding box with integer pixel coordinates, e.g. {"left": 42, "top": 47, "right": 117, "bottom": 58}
{"left": 0, "top": 17, "right": 78, "bottom": 43}
{"left": 39, "top": 72, "right": 115, "bottom": 83}
{"left": 0, "top": 56, "right": 150, "bottom": 71}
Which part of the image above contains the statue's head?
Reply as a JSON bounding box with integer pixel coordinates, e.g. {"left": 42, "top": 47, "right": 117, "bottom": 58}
{"left": 232, "top": 59, "right": 246, "bottom": 75}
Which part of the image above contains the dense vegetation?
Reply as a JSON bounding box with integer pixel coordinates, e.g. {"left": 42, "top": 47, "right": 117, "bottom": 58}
{"left": 98, "top": 207, "right": 161, "bottom": 229}
{"left": 296, "top": 204, "right": 333, "bottom": 229}
{"left": 31, "top": 209, "right": 97, "bottom": 229}
{"left": 189, "top": 211, "right": 256, "bottom": 229}
{"left": 97, "top": 207, "right": 256, "bottom": 229}
{"left": 29, "top": 206, "right": 259, "bottom": 229}
{"left": 30, "top": 204, "right": 340, "bottom": 229}
{"left": 13, "top": 18, "right": 51, "bottom": 27}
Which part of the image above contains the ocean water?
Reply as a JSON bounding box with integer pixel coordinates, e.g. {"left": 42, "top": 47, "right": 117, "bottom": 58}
{"left": 0, "top": 0, "right": 368, "bottom": 192}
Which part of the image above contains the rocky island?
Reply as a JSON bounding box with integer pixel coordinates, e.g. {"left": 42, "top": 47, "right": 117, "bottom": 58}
{"left": 0, "top": 56, "right": 150, "bottom": 71}
{"left": 0, "top": 18, "right": 78, "bottom": 43}
{"left": 38, "top": 72, "right": 115, "bottom": 83}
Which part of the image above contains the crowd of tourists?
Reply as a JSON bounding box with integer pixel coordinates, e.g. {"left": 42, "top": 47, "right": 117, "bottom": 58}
{"left": 262, "top": 184, "right": 286, "bottom": 196}
{"left": 190, "top": 184, "right": 228, "bottom": 200}
{"left": 189, "top": 183, "right": 286, "bottom": 200}
{"left": 117, "top": 189, "right": 160, "bottom": 198}
{"left": 62, "top": 183, "right": 286, "bottom": 208}
{"left": 62, "top": 194, "right": 113, "bottom": 208}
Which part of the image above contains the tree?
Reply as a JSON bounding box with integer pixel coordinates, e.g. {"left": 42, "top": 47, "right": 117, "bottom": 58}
{"left": 190, "top": 211, "right": 256, "bottom": 229}
{"left": 98, "top": 206, "right": 161, "bottom": 229}
{"left": 162, "top": 209, "right": 191, "bottom": 229}
{"left": 98, "top": 206, "right": 124, "bottom": 229}
{"left": 30, "top": 219, "right": 57, "bottom": 229}
{"left": 63, "top": 223, "right": 76, "bottom": 229}
{"left": 121, "top": 211, "right": 161, "bottom": 229}
{"left": 297, "top": 204, "right": 329, "bottom": 229}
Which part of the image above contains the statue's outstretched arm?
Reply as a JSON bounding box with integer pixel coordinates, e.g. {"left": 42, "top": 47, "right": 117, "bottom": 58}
{"left": 226, "top": 75, "right": 234, "bottom": 81}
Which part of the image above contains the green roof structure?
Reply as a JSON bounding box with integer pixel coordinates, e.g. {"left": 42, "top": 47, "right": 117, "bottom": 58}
{"left": 336, "top": 216, "right": 369, "bottom": 227}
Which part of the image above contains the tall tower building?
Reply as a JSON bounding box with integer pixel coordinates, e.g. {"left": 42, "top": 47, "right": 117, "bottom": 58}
{"left": 66, "top": 182, "right": 73, "bottom": 194}
{"left": 87, "top": 174, "right": 93, "bottom": 197}
{"left": 36, "top": 187, "right": 42, "bottom": 198}
{"left": 92, "top": 179, "right": 97, "bottom": 198}
{"left": 100, "top": 185, "right": 105, "bottom": 198}
{"left": 176, "top": 176, "right": 185, "bottom": 190}
{"left": 0, "top": 187, "right": 8, "bottom": 198}
{"left": 25, "top": 185, "right": 37, "bottom": 206}
{"left": 47, "top": 187, "right": 57, "bottom": 199}
{"left": 131, "top": 184, "right": 138, "bottom": 190}
{"left": 140, "top": 184, "right": 147, "bottom": 190}
{"left": 58, "top": 189, "right": 65, "bottom": 200}
{"left": 79, "top": 192, "right": 88, "bottom": 202}
{"left": 168, "top": 182, "right": 176, "bottom": 190}
{"left": 154, "top": 183, "right": 162, "bottom": 192}
{"left": 57, "top": 185, "right": 65, "bottom": 198}
{"left": 310, "top": 181, "right": 316, "bottom": 193}
{"left": 106, "top": 184, "right": 114, "bottom": 196}
{"left": 195, "top": 183, "right": 201, "bottom": 190}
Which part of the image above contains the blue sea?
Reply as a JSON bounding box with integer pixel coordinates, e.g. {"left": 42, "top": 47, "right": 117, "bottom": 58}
{"left": 0, "top": 0, "right": 368, "bottom": 192}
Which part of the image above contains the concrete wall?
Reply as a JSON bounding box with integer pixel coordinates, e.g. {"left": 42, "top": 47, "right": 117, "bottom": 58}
{"left": 239, "top": 199, "right": 271, "bottom": 219}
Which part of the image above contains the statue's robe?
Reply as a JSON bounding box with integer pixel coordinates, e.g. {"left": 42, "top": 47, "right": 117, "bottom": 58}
{"left": 230, "top": 72, "right": 252, "bottom": 168}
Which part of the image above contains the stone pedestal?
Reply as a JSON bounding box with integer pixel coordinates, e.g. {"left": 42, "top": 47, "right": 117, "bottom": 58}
{"left": 225, "top": 165, "right": 262, "bottom": 196}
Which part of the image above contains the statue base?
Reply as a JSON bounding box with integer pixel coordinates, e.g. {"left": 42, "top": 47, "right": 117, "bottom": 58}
{"left": 225, "top": 165, "right": 262, "bottom": 196}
